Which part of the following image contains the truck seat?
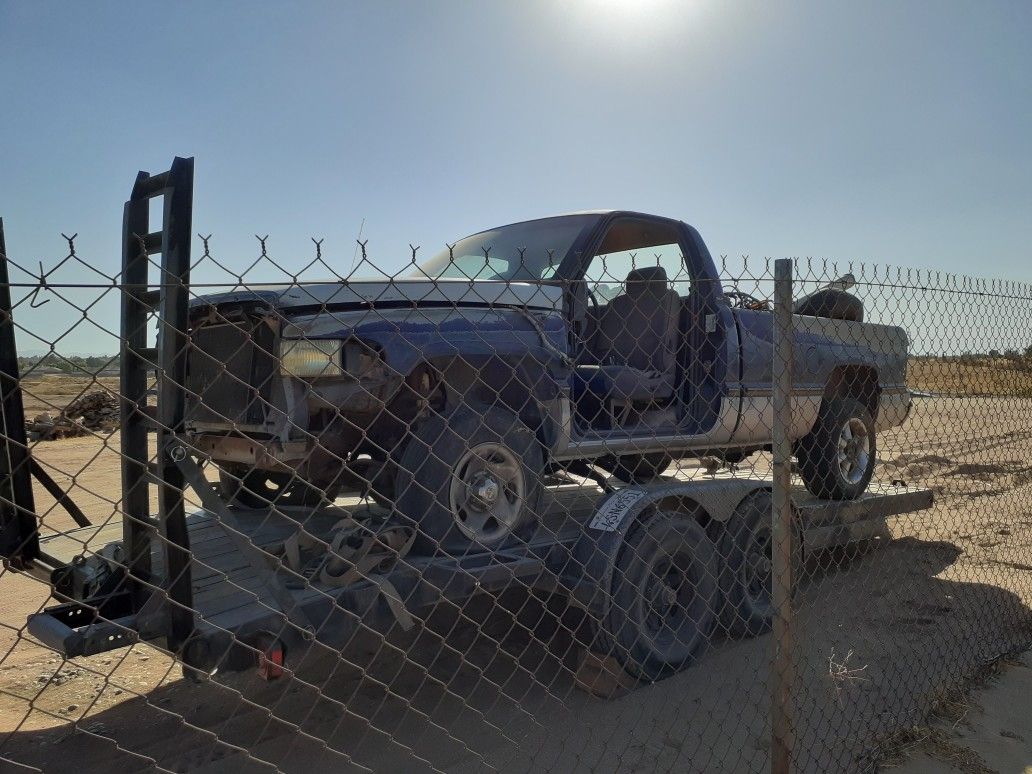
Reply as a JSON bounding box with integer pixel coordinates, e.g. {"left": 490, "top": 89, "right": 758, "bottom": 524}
{"left": 576, "top": 266, "right": 680, "bottom": 402}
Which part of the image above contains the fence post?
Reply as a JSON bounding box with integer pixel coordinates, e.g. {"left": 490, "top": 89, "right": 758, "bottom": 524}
{"left": 771, "top": 258, "right": 795, "bottom": 773}
{"left": 0, "top": 219, "right": 39, "bottom": 566}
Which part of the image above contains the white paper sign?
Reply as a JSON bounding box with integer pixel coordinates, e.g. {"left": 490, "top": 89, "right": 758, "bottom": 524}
{"left": 588, "top": 488, "right": 648, "bottom": 532}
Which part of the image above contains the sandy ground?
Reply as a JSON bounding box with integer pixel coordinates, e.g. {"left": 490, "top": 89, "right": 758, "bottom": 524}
{"left": 2, "top": 393, "right": 1032, "bottom": 773}
{"left": 887, "top": 651, "right": 1032, "bottom": 773}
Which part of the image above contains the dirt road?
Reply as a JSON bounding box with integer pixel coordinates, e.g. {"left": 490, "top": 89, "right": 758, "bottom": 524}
{"left": 2, "top": 395, "right": 1032, "bottom": 772}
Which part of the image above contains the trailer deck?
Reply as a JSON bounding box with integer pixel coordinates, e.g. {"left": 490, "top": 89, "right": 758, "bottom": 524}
{"left": 31, "top": 468, "right": 933, "bottom": 673}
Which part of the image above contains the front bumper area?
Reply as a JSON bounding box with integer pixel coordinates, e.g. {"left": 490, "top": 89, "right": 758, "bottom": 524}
{"left": 191, "top": 433, "right": 310, "bottom": 471}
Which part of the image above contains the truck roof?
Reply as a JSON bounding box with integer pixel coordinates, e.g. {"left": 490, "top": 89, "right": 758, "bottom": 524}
{"left": 482, "top": 209, "right": 683, "bottom": 234}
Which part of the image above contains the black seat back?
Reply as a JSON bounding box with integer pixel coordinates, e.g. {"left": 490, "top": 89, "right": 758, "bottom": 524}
{"left": 590, "top": 267, "right": 680, "bottom": 373}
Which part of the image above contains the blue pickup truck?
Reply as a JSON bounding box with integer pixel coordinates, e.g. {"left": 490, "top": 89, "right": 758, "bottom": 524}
{"left": 185, "top": 211, "right": 911, "bottom": 551}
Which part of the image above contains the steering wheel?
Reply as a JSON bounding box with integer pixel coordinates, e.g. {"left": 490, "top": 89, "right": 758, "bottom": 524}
{"left": 586, "top": 287, "right": 601, "bottom": 314}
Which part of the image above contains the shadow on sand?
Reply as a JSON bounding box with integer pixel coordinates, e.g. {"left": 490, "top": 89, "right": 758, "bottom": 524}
{"left": 4, "top": 536, "right": 1032, "bottom": 773}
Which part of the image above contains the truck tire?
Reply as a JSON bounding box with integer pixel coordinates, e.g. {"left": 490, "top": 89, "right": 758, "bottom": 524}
{"left": 599, "top": 452, "right": 674, "bottom": 484}
{"left": 601, "top": 511, "right": 719, "bottom": 682}
{"left": 797, "top": 396, "right": 876, "bottom": 500}
{"left": 793, "top": 289, "right": 863, "bottom": 322}
{"left": 713, "top": 490, "right": 801, "bottom": 637}
{"left": 395, "top": 405, "right": 543, "bottom": 554}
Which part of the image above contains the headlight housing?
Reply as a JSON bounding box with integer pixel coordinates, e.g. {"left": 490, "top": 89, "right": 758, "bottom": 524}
{"left": 279, "top": 338, "right": 382, "bottom": 378}
{"left": 342, "top": 341, "right": 382, "bottom": 378}
{"left": 280, "top": 339, "right": 344, "bottom": 377}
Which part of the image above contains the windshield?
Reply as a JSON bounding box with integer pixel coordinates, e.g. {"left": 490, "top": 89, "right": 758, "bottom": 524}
{"left": 413, "top": 215, "right": 595, "bottom": 281}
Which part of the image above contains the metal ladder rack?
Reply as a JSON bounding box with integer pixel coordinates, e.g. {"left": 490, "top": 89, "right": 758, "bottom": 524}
{"left": 119, "top": 157, "right": 195, "bottom": 653}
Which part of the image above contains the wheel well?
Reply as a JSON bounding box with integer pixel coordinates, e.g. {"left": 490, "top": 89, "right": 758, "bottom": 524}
{"left": 652, "top": 496, "right": 710, "bottom": 529}
{"left": 421, "top": 356, "right": 556, "bottom": 451}
{"left": 823, "top": 365, "right": 880, "bottom": 418}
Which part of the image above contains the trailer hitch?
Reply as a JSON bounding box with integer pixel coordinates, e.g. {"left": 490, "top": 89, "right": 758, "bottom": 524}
{"left": 26, "top": 591, "right": 139, "bottom": 658}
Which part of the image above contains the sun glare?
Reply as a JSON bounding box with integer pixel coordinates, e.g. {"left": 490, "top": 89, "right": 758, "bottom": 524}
{"left": 563, "top": 0, "right": 703, "bottom": 46}
{"left": 586, "top": 0, "right": 679, "bottom": 15}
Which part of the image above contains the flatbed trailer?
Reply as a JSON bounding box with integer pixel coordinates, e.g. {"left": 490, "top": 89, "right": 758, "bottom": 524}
{"left": 25, "top": 464, "right": 932, "bottom": 680}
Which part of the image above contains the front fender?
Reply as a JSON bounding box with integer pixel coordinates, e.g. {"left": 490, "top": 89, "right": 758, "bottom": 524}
{"left": 285, "top": 306, "right": 572, "bottom": 404}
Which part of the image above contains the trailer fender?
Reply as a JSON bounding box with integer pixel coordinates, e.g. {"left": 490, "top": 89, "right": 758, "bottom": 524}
{"left": 568, "top": 478, "right": 770, "bottom": 618}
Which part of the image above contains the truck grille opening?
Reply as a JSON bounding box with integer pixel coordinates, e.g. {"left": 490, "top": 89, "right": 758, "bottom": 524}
{"left": 186, "top": 316, "right": 277, "bottom": 427}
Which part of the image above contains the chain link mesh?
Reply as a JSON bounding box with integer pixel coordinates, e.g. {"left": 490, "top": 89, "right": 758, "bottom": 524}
{"left": 1, "top": 214, "right": 1030, "bottom": 772}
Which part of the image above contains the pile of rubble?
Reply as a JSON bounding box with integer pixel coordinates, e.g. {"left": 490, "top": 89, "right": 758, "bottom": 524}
{"left": 26, "top": 391, "right": 120, "bottom": 441}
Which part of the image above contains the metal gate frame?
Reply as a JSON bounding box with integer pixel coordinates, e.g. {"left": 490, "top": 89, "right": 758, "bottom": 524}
{"left": 0, "top": 218, "right": 38, "bottom": 566}
{"left": 118, "top": 157, "right": 195, "bottom": 653}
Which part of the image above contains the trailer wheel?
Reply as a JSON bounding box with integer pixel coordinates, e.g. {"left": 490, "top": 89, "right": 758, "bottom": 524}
{"left": 713, "top": 490, "right": 802, "bottom": 637}
{"left": 599, "top": 453, "right": 674, "bottom": 484}
{"left": 396, "top": 405, "right": 543, "bottom": 554}
{"left": 602, "top": 511, "right": 719, "bottom": 682}
{"left": 798, "top": 396, "right": 876, "bottom": 500}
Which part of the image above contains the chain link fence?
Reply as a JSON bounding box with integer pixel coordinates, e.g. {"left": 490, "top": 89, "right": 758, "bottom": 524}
{"left": 2, "top": 169, "right": 1032, "bottom": 772}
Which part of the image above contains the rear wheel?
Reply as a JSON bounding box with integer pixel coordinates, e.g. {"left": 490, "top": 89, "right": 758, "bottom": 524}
{"left": 715, "top": 493, "right": 773, "bottom": 636}
{"left": 599, "top": 452, "right": 674, "bottom": 484}
{"left": 601, "top": 511, "right": 719, "bottom": 682}
{"left": 712, "top": 490, "right": 802, "bottom": 637}
{"left": 395, "top": 405, "right": 543, "bottom": 554}
{"left": 798, "top": 396, "right": 876, "bottom": 500}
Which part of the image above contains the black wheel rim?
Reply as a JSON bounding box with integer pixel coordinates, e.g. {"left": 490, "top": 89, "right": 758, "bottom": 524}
{"left": 641, "top": 548, "right": 707, "bottom": 654}
{"left": 741, "top": 525, "right": 773, "bottom": 611}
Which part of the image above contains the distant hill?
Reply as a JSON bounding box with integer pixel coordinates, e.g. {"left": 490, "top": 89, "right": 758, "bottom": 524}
{"left": 18, "top": 353, "right": 120, "bottom": 376}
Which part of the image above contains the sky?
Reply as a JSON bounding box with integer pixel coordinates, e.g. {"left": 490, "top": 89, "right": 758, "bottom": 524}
{"left": 1, "top": 0, "right": 1031, "bottom": 354}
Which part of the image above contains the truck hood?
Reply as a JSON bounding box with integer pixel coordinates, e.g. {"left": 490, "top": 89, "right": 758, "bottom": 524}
{"left": 190, "top": 278, "right": 564, "bottom": 313}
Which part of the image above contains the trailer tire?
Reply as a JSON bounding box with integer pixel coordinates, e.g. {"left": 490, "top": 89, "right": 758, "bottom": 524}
{"left": 601, "top": 511, "right": 719, "bottom": 682}
{"left": 599, "top": 453, "right": 674, "bottom": 484}
{"left": 396, "top": 405, "right": 543, "bottom": 554}
{"left": 798, "top": 396, "right": 876, "bottom": 500}
{"left": 713, "top": 491, "right": 801, "bottom": 637}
